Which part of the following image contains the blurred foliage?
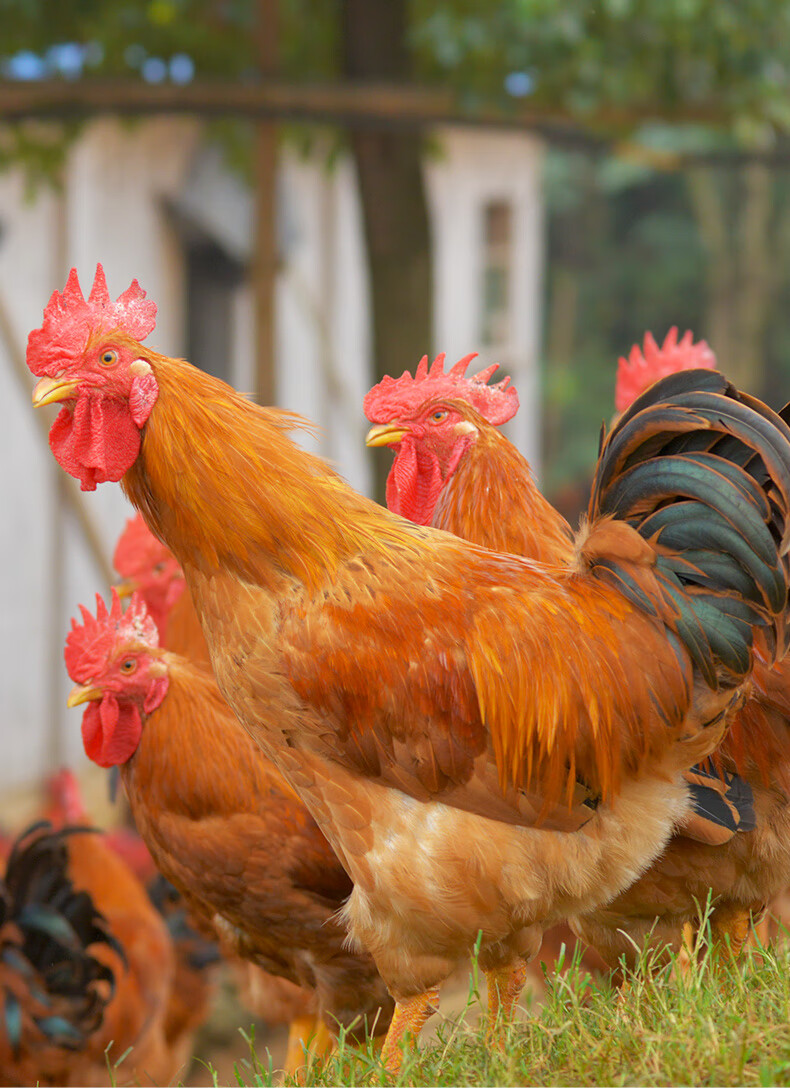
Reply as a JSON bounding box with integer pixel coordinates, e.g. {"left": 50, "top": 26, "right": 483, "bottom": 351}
{"left": 0, "top": 0, "right": 338, "bottom": 80}
{"left": 0, "top": 1, "right": 789, "bottom": 134}
{"left": 540, "top": 145, "right": 790, "bottom": 511}
{"left": 412, "top": 0, "right": 790, "bottom": 139}
{"left": 2, "top": 1, "right": 790, "bottom": 181}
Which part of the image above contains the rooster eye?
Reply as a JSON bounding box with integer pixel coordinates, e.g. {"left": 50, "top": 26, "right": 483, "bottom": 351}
{"left": 430, "top": 410, "right": 449, "bottom": 423}
{"left": 120, "top": 658, "right": 137, "bottom": 674}
{"left": 99, "top": 349, "right": 118, "bottom": 367}
{"left": 153, "top": 563, "right": 165, "bottom": 575}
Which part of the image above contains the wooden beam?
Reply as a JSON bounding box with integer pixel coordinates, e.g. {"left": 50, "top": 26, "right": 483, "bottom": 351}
{"left": 0, "top": 77, "right": 726, "bottom": 139}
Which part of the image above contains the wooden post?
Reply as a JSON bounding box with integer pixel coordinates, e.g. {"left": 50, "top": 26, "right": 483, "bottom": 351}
{"left": 252, "top": 0, "right": 278, "bottom": 405}
{"left": 341, "top": 0, "right": 434, "bottom": 501}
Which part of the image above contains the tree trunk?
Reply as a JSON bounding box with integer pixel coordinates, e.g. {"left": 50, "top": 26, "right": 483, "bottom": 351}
{"left": 341, "top": 0, "right": 433, "bottom": 501}
{"left": 686, "top": 167, "right": 736, "bottom": 378}
{"left": 687, "top": 164, "right": 777, "bottom": 397}
{"left": 734, "top": 162, "right": 773, "bottom": 396}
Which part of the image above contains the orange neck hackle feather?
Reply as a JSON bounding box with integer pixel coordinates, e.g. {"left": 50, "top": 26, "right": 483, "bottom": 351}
{"left": 122, "top": 353, "right": 425, "bottom": 592}
{"left": 432, "top": 401, "right": 574, "bottom": 565}
{"left": 124, "top": 650, "right": 308, "bottom": 817}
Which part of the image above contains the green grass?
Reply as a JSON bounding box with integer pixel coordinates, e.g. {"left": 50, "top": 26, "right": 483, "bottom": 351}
{"left": 196, "top": 930, "right": 790, "bottom": 1087}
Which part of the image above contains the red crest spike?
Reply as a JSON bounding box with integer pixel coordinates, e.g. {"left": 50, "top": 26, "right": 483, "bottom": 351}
{"left": 472, "top": 363, "right": 500, "bottom": 385}
{"left": 448, "top": 352, "right": 474, "bottom": 379}
{"left": 615, "top": 328, "right": 716, "bottom": 412}
{"left": 364, "top": 351, "right": 519, "bottom": 427}
{"left": 88, "top": 264, "right": 111, "bottom": 307}
{"left": 27, "top": 264, "right": 158, "bottom": 379}
{"left": 65, "top": 590, "right": 159, "bottom": 684}
{"left": 61, "top": 269, "right": 85, "bottom": 307}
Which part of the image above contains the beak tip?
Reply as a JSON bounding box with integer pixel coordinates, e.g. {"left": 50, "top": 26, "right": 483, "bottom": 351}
{"left": 67, "top": 685, "right": 102, "bottom": 708}
{"left": 365, "top": 425, "right": 408, "bottom": 448}
{"left": 32, "top": 377, "right": 79, "bottom": 408}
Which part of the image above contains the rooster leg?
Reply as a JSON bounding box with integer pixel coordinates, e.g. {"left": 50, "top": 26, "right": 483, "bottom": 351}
{"left": 669, "top": 922, "right": 695, "bottom": 982}
{"left": 379, "top": 987, "right": 440, "bottom": 1074}
{"left": 283, "top": 1014, "right": 321, "bottom": 1078}
{"left": 485, "top": 962, "right": 528, "bottom": 1048}
{"left": 749, "top": 907, "right": 770, "bottom": 949}
{"left": 709, "top": 905, "right": 752, "bottom": 961}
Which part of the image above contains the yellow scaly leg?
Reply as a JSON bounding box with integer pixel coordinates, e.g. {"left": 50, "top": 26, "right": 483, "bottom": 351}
{"left": 710, "top": 906, "right": 752, "bottom": 961}
{"left": 379, "top": 987, "right": 440, "bottom": 1075}
{"left": 485, "top": 962, "right": 528, "bottom": 1049}
{"left": 283, "top": 1014, "right": 321, "bottom": 1079}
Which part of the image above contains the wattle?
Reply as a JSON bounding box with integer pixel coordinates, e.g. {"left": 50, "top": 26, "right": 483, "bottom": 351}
{"left": 387, "top": 438, "right": 444, "bottom": 526}
{"left": 81, "top": 695, "right": 142, "bottom": 768}
{"left": 50, "top": 394, "right": 143, "bottom": 492}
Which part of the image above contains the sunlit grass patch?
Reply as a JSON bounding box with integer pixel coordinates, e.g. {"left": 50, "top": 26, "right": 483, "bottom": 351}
{"left": 204, "top": 922, "right": 790, "bottom": 1087}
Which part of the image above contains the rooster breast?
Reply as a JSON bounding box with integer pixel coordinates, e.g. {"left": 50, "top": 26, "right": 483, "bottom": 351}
{"left": 247, "top": 742, "right": 690, "bottom": 1003}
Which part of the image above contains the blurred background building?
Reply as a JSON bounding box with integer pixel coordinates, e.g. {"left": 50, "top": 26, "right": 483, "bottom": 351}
{"left": 1, "top": 0, "right": 789, "bottom": 801}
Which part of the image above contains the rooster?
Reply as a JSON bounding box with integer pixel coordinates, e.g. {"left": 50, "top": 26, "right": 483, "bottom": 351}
{"left": 0, "top": 822, "right": 120, "bottom": 1086}
{"left": 114, "top": 513, "right": 357, "bottom": 1068}
{"left": 365, "top": 338, "right": 790, "bottom": 973}
{"left": 44, "top": 768, "right": 219, "bottom": 1079}
{"left": 570, "top": 333, "right": 790, "bottom": 969}
{"left": 36, "top": 769, "right": 185, "bottom": 1086}
{"left": 29, "top": 266, "right": 790, "bottom": 1071}
{"left": 64, "top": 588, "right": 393, "bottom": 1067}
{"left": 365, "top": 351, "right": 757, "bottom": 861}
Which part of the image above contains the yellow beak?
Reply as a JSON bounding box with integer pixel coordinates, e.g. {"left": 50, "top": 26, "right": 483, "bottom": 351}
{"left": 67, "top": 684, "right": 103, "bottom": 708}
{"left": 114, "top": 580, "right": 138, "bottom": 600}
{"left": 32, "top": 376, "right": 79, "bottom": 408}
{"left": 365, "top": 424, "right": 408, "bottom": 448}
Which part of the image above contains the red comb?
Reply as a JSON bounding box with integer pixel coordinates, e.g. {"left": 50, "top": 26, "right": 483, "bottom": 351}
{"left": 27, "top": 264, "right": 157, "bottom": 378}
{"left": 364, "top": 352, "right": 519, "bottom": 427}
{"left": 45, "top": 768, "right": 89, "bottom": 824}
{"left": 615, "top": 328, "right": 716, "bottom": 412}
{"left": 64, "top": 589, "right": 159, "bottom": 683}
{"left": 113, "top": 514, "right": 173, "bottom": 579}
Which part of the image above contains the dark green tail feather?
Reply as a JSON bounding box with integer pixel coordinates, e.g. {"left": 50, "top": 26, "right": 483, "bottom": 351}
{"left": 590, "top": 369, "right": 790, "bottom": 691}
{"left": 0, "top": 823, "right": 120, "bottom": 1056}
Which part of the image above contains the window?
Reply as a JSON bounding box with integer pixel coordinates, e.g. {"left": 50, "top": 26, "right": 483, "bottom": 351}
{"left": 185, "top": 239, "right": 245, "bottom": 383}
{"left": 480, "top": 200, "right": 513, "bottom": 347}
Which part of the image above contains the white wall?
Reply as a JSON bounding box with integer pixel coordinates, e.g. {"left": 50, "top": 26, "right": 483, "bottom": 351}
{"left": 0, "top": 119, "right": 199, "bottom": 791}
{"left": 427, "top": 126, "right": 544, "bottom": 475}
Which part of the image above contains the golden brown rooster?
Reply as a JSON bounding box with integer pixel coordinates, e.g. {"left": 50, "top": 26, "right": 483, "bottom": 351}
{"left": 29, "top": 266, "right": 790, "bottom": 1071}
{"left": 63, "top": 589, "right": 393, "bottom": 1068}
{"left": 38, "top": 769, "right": 185, "bottom": 1086}
{"left": 364, "top": 338, "right": 790, "bottom": 975}
{"left": 571, "top": 333, "right": 790, "bottom": 969}
{"left": 114, "top": 514, "right": 341, "bottom": 1066}
{"left": 0, "top": 822, "right": 120, "bottom": 1086}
